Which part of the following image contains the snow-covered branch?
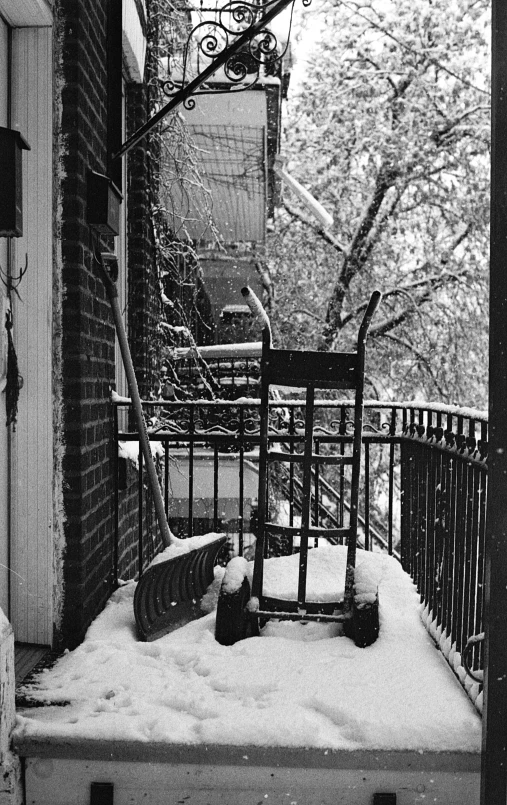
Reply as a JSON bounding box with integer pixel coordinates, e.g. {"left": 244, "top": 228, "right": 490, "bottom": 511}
{"left": 282, "top": 201, "right": 349, "bottom": 255}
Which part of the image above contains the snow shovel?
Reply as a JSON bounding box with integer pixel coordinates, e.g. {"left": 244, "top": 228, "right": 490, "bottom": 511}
{"left": 95, "top": 247, "right": 227, "bottom": 641}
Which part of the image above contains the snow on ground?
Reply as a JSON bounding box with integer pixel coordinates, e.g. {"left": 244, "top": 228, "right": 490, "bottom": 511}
{"left": 14, "top": 545, "right": 481, "bottom": 753}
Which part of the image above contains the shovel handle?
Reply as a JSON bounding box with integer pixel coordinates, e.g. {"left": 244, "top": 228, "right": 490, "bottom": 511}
{"left": 94, "top": 245, "right": 174, "bottom": 550}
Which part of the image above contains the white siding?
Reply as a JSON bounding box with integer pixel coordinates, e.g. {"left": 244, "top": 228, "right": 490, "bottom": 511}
{"left": 122, "top": 0, "right": 146, "bottom": 83}
{"left": 0, "top": 18, "right": 9, "bottom": 619}
{"left": 0, "top": 0, "right": 52, "bottom": 27}
{"left": 9, "top": 27, "right": 53, "bottom": 644}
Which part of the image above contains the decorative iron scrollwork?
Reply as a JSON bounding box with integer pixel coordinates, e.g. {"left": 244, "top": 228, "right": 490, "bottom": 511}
{"left": 115, "top": 0, "right": 309, "bottom": 159}
{"left": 162, "top": 0, "right": 307, "bottom": 105}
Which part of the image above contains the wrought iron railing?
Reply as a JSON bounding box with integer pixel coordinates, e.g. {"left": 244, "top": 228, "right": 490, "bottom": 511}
{"left": 113, "top": 397, "right": 487, "bottom": 699}
{"left": 398, "top": 403, "right": 488, "bottom": 702}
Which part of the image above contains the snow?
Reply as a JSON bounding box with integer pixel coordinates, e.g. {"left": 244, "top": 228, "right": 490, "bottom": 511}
{"left": 14, "top": 545, "right": 481, "bottom": 754}
{"left": 149, "top": 532, "right": 225, "bottom": 566}
{"left": 260, "top": 546, "right": 382, "bottom": 603}
{"left": 111, "top": 390, "right": 131, "bottom": 404}
{"left": 0, "top": 606, "right": 11, "bottom": 641}
{"left": 366, "top": 399, "right": 487, "bottom": 422}
{"left": 118, "top": 439, "right": 164, "bottom": 468}
{"left": 221, "top": 556, "right": 249, "bottom": 593}
{"left": 173, "top": 342, "right": 262, "bottom": 360}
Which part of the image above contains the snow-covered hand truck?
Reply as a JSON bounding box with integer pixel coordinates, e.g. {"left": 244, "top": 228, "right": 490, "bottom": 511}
{"left": 215, "top": 286, "right": 382, "bottom": 647}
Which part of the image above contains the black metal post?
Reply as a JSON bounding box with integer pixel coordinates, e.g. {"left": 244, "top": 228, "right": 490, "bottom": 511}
{"left": 112, "top": 402, "right": 119, "bottom": 587}
{"left": 238, "top": 406, "right": 245, "bottom": 555}
{"left": 482, "top": 3, "right": 507, "bottom": 801}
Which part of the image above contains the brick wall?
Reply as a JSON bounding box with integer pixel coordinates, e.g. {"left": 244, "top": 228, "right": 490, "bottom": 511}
{"left": 116, "top": 456, "right": 164, "bottom": 581}
{"left": 57, "top": 0, "right": 116, "bottom": 648}
{"left": 57, "top": 0, "right": 161, "bottom": 648}
{"left": 126, "top": 69, "right": 162, "bottom": 400}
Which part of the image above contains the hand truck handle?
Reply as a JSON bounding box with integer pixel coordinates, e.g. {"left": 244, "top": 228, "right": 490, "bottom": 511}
{"left": 358, "top": 290, "right": 382, "bottom": 346}
{"left": 241, "top": 286, "right": 272, "bottom": 346}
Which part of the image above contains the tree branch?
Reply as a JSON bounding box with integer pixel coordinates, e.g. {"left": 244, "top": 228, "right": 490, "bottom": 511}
{"left": 336, "top": 224, "right": 472, "bottom": 342}
{"left": 369, "top": 271, "right": 468, "bottom": 338}
{"left": 381, "top": 333, "right": 448, "bottom": 398}
{"left": 292, "top": 308, "right": 326, "bottom": 323}
{"left": 341, "top": 160, "right": 400, "bottom": 286}
{"left": 430, "top": 105, "right": 490, "bottom": 146}
{"left": 333, "top": 0, "right": 490, "bottom": 96}
{"left": 282, "top": 200, "right": 349, "bottom": 255}
{"left": 319, "top": 161, "right": 401, "bottom": 347}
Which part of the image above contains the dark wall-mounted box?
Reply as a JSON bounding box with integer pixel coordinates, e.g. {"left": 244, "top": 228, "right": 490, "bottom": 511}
{"left": 0, "top": 127, "right": 30, "bottom": 238}
{"left": 87, "top": 171, "right": 123, "bottom": 236}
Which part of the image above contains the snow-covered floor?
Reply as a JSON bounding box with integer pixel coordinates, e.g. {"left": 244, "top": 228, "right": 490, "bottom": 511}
{"left": 14, "top": 545, "right": 481, "bottom": 754}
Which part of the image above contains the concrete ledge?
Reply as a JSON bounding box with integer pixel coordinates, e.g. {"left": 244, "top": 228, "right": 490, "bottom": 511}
{"left": 13, "top": 736, "right": 481, "bottom": 772}
{"left": 20, "top": 752, "right": 482, "bottom": 805}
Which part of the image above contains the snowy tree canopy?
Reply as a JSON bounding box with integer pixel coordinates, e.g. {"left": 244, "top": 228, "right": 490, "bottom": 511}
{"left": 268, "top": 0, "right": 490, "bottom": 406}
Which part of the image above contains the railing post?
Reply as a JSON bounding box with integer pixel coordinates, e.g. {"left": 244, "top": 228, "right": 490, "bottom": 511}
{"left": 238, "top": 406, "right": 245, "bottom": 556}
{"left": 138, "top": 449, "right": 144, "bottom": 577}
{"left": 399, "top": 410, "right": 411, "bottom": 574}
{"left": 387, "top": 407, "right": 397, "bottom": 556}
{"left": 112, "top": 402, "right": 119, "bottom": 587}
{"left": 188, "top": 406, "right": 195, "bottom": 539}
{"left": 482, "top": 2, "right": 507, "bottom": 801}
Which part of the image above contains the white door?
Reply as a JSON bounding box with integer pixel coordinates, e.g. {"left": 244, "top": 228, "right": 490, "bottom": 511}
{"left": 9, "top": 26, "right": 54, "bottom": 644}
{"left": 0, "top": 17, "right": 10, "bottom": 619}
{"left": 0, "top": 13, "right": 54, "bottom": 644}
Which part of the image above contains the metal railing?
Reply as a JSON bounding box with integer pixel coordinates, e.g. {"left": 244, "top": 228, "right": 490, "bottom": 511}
{"left": 113, "top": 397, "right": 487, "bottom": 687}
{"left": 398, "top": 403, "right": 488, "bottom": 684}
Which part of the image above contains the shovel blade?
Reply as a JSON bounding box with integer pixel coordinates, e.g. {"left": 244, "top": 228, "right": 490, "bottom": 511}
{"left": 133, "top": 536, "right": 228, "bottom": 641}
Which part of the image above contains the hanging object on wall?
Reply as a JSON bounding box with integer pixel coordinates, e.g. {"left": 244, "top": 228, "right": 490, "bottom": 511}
{"left": 0, "top": 127, "right": 31, "bottom": 238}
{"left": 0, "top": 255, "right": 27, "bottom": 430}
{"left": 5, "top": 306, "right": 22, "bottom": 429}
{"left": 86, "top": 171, "right": 123, "bottom": 236}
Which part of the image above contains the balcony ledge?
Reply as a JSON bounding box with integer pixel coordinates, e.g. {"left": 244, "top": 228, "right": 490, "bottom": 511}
{"left": 14, "top": 736, "right": 481, "bottom": 805}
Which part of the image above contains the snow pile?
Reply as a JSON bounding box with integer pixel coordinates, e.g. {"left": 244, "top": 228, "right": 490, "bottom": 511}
{"left": 260, "top": 544, "right": 382, "bottom": 603}
{"left": 118, "top": 440, "right": 164, "bottom": 469}
{"left": 211, "top": 544, "right": 381, "bottom": 605}
{"left": 421, "top": 604, "right": 483, "bottom": 713}
{"left": 150, "top": 533, "right": 225, "bottom": 566}
{"left": 221, "top": 556, "right": 249, "bottom": 593}
{"left": 15, "top": 547, "right": 481, "bottom": 753}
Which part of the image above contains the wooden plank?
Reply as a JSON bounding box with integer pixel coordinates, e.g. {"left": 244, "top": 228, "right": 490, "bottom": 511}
{"left": 14, "top": 642, "right": 48, "bottom": 683}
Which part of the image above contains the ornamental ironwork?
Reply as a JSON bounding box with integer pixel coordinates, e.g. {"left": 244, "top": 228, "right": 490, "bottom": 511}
{"left": 162, "top": 0, "right": 296, "bottom": 103}
{"left": 114, "top": 0, "right": 309, "bottom": 160}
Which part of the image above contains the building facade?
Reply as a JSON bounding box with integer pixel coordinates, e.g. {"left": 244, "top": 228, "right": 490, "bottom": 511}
{"left": 0, "top": 0, "right": 161, "bottom": 654}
